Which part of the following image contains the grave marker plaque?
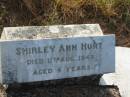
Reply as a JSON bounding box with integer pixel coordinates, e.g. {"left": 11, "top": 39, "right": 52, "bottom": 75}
{"left": 0, "top": 35, "right": 115, "bottom": 84}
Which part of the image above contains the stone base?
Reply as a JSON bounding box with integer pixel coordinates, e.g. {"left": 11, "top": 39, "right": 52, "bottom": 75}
{"left": 0, "top": 75, "right": 103, "bottom": 96}
{"left": 2, "top": 85, "right": 121, "bottom": 97}
{"left": 8, "top": 75, "right": 102, "bottom": 89}
{"left": 0, "top": 75, "right": 121, "bottom": 97}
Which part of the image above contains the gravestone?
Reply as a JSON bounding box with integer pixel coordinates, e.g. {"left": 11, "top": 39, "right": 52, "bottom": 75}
{"left": 0, "top": 35, "right": 115, "bottom": 84}
{"left": 0, "top": 24, "right": 115, "bottom": 85}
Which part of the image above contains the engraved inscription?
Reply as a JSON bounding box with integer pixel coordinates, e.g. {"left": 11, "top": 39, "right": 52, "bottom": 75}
{"left": 15, "top": 41, "right": 102, "bottom": 77}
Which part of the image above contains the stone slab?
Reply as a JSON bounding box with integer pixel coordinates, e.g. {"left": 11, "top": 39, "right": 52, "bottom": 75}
{"left": 0, "top": 35, "right": 115, "bottom": 84}
{"left": 100, "top": 47, "right": 130, "bottom": 97}
{"left": 1, "top": 24, "right": 103, "bottom": 40}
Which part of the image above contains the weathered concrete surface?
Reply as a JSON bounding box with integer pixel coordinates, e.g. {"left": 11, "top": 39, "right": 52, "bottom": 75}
{"left": 100, "top": 47, "right": 130, "bottom": 97}
{"left": 0, "top": 35, "right": 115, "bottom": 84}
{"left": 1, "top": 24, "right": 103, "bottom": 40}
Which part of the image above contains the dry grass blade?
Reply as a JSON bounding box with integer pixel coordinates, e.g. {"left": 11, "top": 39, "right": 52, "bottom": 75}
{"left": 22, "top": 0, "right": 38, "bottom": 17}
{"left": 55, "top": 0, "right": 85, "bottom": 12}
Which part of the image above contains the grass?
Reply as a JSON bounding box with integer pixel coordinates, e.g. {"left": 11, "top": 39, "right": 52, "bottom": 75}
{"left": 1, "top": 0, "right": 130, "bottom": 33}
{"left": 0, "top": 0, "right": 130, "bottom": 47}
{"left": 0, "top": 2, "right": 8, "bottom": 35}
{"left": 6, "top": 0, "right": 129, "bottom": 25}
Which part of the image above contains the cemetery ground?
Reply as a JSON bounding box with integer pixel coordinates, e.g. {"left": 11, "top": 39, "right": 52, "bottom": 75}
{"left": 0, "top": 0, "right": 130, "bottom": 97}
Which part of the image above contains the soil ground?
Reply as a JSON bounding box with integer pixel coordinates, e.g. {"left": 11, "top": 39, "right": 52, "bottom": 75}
{"left": 0, "top": 76, "right": 121, "bottom": 97}
{"left": 0, "top": 84, "right": 121, "bottom": 97}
